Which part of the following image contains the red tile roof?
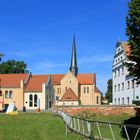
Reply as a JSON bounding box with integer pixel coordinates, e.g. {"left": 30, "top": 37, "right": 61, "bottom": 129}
{"left": 0, "top": 74, "right": 28, "bottom": 88}
{"left": 25, "top": 75, "right": 49, "bottom": 92}
{"left": 122, "top": 42, "right": 131, "bottom": 56}
{"left": 0, "top": 73, "right": 96, "bottom": 91}
{"left": 76, "top": 73, "right": 96, "bottom": 85}
{"left": 51, "top": 74, "right": 64, "bottom": 85}
{"left": 60, "top": 88, "right": 79, "bottom": 101}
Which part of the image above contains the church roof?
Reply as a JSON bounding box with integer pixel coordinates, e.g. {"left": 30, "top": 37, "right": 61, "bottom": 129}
{"left": 51, "top": 74, "right": 64, "bottom": 85}
{"left": 25, "top": 75, "right": 49, "bottom": 92}
{"left": 0, "top": 74, "right": 28, "bottom": 88}
{"left": 77, "top": 73, "right": 96, "bottom": 85}
{"left": 59, "top": 88, "right": 79, "bottom": 101}
{"left": 0, "top": 73, "right": 96, "bottom": 91}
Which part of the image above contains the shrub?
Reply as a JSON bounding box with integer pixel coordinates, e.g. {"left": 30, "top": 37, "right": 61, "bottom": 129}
{"left": 77, "top": 110, "right": 97, "bottom": 120}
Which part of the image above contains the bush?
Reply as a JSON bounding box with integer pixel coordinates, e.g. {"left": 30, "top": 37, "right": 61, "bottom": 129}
{"left": 77, "top": 110, "right": 97, "bottom": 120}
{"left": 132, "top": 100, "right": 140, "bottom": 106}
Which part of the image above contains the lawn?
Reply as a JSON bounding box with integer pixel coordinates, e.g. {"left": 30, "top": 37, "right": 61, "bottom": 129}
{"left": 77, "top": 111, "right": 140, "bottom": 140}
{"left": 0, "top": 113, "right": 83, "bottom": 140}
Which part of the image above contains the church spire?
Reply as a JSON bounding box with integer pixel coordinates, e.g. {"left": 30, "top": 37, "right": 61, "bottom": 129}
{"left": 69, "top": 34, "right": 78, "bottom": 76}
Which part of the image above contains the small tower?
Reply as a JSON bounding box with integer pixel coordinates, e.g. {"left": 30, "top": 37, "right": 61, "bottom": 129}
{"left": 69, "top": 34, "right": 78, "bottom": 76}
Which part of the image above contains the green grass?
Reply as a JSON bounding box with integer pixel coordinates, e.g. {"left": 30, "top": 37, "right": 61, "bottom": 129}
{"left": 0, "top": 113, "right": 83, "bottom": 140}
{"left": 77, "top": 112, "right": 139, "bottom": 140}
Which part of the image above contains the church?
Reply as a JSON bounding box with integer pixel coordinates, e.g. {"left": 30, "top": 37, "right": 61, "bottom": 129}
{"left": 0, "top": 36, "right": 101, "bottom": 111}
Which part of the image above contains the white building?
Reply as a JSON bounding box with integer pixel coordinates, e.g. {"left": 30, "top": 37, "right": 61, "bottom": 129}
{"left": 112, "top": 42, "right": 140, "bottom": 105}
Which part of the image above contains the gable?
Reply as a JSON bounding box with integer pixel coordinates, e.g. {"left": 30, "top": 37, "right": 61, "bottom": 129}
{"left": 60, "top": 88, "right": 79, "bottom": 101}
{"left": 60, "top": 71, "right": 78, "bottom": 84}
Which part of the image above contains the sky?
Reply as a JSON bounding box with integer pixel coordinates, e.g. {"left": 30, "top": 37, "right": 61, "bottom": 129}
{"left": 0, "top": 0, "right": 130, "bottom": 94}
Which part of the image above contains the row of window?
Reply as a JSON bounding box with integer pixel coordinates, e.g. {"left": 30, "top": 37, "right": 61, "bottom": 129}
{"left": 29, "top": 94, "right": 38, "bottom": 107}
{"left": 115, "top": 56, "right": 123, "bottom": 65}
{"left": 114, "top": 97, "right": 130, "bottom": 105}
{"left": 56, "top": 87, "right": 90, "bottom": 94}
{"left": 84, "top": 87, "right": 89, "bottom": 93}
{"left": 57, "top": 88, "right": 61, "bottom": 94}
{"left": 114, "top": 80, "right": 138, "bottom": 92}
{"left": 5, "top": 90, "right": 13, "bottom": 99}
{"left": 114, "top": 67, "right": 124, "bottom": 78}
{"left": 114, "top": 96, "right": 139, "bottom": 105}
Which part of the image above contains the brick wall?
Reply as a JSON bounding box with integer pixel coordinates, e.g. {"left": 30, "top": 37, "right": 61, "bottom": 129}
{"left": 53, "top": 105, "right": 140, "bottom": 116}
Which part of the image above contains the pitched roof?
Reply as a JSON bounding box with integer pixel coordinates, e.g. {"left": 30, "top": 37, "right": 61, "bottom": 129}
{"left": 122, "top": 42, "right": 131, "bottom": 56}
{"left": 60, "top": 88, "right": 79, "bottom": 101}
{"left": 76, "top": 73, "right": 96, "bottom": 85}
{"left": 0, "top": 74, "right": 28, "bottom": 88}
{"left": 25, "top": 74, "right": 64, "bottom": 92}
{"left": 25, "top": 75, "right": 49, "bottom": 92}
{"left": 51, "top": 74, "right": 64, "bottom": 85}
{"left": 0, "top": 73, "right": 96, "bottom": 91}
{"left": 95, "top": 87, "right": 101, "bottom": 93}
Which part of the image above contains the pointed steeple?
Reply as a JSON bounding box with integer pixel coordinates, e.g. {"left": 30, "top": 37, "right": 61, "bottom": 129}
{"left": 69, "top": 34, "right": 78, "bottom": 76}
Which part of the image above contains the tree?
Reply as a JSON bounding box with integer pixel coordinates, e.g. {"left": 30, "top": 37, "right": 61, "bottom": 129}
{"left": 0, "top": 53, "right": 4, "bottom": 61}
{"left": 105, "top": 79, "right": 112, "bottom": 103}
{"left": 0, "top": 59, "right": 27, "bottom": 74}
{"left": 126, "top": 0, "right": 140, "bottom": 84}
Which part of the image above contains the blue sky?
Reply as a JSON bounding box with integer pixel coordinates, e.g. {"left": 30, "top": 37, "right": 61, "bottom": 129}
{"left": 0, "top": 0, "right": 129, "bottom": 94}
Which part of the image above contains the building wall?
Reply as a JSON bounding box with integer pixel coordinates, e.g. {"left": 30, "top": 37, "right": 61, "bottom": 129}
{"left": 80, "top": 84, "right": 101, "bottom": 105}
{"left": 53, "top": 85, "right": 62, "bottom": 100}
{"left": 61, "top": 72, "right": 79, "bottom": 97}
{"left": 1, "top": 87, "right": 24, "bottom": 110}
{"left": 113, "top": 43, "right": 140, "bottom": 105}
{"left": 24, "top": 91, "right": 45, "bottom": 110}
{"left": 57, "top": 101, "right": 79, "bottom": 106}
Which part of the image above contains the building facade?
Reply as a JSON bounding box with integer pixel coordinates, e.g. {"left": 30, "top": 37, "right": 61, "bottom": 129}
{"left": 112, "top": 42, "right": 140, "bottom": 105}
{"left": 0, "top": 36, "right": 101, "bottom": 111}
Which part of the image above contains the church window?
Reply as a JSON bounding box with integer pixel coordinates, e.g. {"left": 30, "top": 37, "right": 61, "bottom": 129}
{"left": 34, "top": 94, "right": 37, "bottom": 107}
{"left": 29, "top": 94, "right": 33, "bottom": 107}
{"left": 96, "top": 96, "right": 99, "bottom": 104}
{"left": 65, "top": 87, "right": 67, "bottom": 92}
{"left": 84, "top": 87, "right": 86, "bottom": 93}
{"left": 5, "top": 90, "right": 8, "bottom": 99}
{"left": 9, "top": 90, "right": 13, "bottom": 98}
{"left": 87, "top": 87, "right": 89, "bottom": 93}
{"left": 57, "top": 88, "right": 59, "bottom": 94}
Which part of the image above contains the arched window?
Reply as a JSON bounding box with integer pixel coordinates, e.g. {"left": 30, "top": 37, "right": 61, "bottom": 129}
{"left": 29, "top": 94, "right": 33, "bottom": 107}
{"left": 34, "top": 94, "right": 37, "bottom": 107}
{"left": 9, "top": 90, "right": 13, "bottom": 98}
{"left": 5, "top": 90, "right": 8, "bottom": 99}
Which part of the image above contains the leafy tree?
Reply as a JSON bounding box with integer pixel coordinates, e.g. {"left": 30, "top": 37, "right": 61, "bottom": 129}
{"left": 126, "top": 0, "right": 140, "bottom": 84}
{"left": 0, "top": 53, "right": 4, "bottom": 61}
{"left": 0, "top": 59, "right": 27, "bottom": 74}
{"left": 105, "top": 79, "right": 112, "bottom": 103}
